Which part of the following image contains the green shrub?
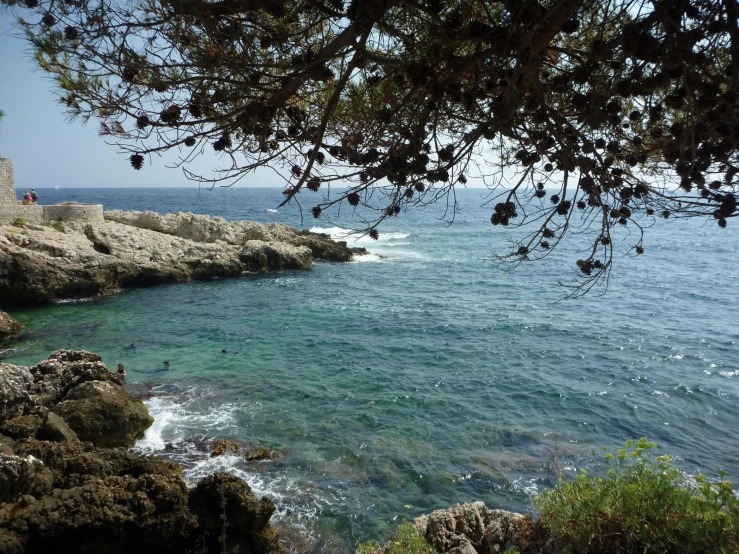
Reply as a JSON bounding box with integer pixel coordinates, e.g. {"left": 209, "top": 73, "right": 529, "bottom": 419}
{"left": 357, "top": 522, "right": 436, "bottom": 554}
{"left": 536, "top": 438, "right": 739, "bottom": 554}
{"left": 12, "top": 218, "right": 28, "bottom": 228}
{"left": 51, "top": 220, "right": 65, "bottom": 232}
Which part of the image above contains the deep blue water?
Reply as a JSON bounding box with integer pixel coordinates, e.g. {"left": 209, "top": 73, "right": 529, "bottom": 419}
{"left": 4, "top": 187, "right": 739, "bottom": 551}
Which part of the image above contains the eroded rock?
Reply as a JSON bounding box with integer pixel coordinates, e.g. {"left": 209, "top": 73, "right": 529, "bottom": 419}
{"left": 0, "top": 311, "right": 23, "bottom": 340}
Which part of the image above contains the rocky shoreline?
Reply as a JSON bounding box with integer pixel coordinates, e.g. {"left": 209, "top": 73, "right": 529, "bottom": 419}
{"left": 0, "top": 350, "right": 284, "bottom": 554}
{"left": 0, "top": 210, "right": 366, "bottom": 304}
{"left": 0, "top": 350, "right": 555, "bottom": 554}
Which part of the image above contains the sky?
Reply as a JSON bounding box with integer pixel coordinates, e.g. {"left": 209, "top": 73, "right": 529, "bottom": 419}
{"left": 0, "top": 10, "right": 285, "bottom": 188}
{"left": 0, "top": 9, "right": 491, "bottom": 190}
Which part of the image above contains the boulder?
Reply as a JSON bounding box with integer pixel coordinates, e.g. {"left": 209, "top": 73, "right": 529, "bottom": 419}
{"left": 54, "top": 380, "right": 153, "bottom": 447}
{"left": 27, "top": 349, "right": 121, "bottom": 408}
{"left": 189, "top": 472, "right": 281, "bottom": 554}
{"left": 210, "top": 438, "right": 283, "bottom": 461}
{"left": 240, "top": 240, "right": 312, "bottom": 272}
{"left": 0, "top": 363, "right": 33, "bottom": 420}
{"left": 0, "top": 310, "right": 23, "bottom": 339}
{"left": 37, "top": 412, "right": 78, "bottom": 443}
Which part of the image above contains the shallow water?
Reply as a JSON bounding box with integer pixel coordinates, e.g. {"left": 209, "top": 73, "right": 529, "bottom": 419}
{"left": 4, "top": 187, "right": 738, "bottom": 551}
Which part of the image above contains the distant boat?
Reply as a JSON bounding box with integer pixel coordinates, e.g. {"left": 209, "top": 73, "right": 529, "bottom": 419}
{"left": 54, "top": 186, "right": 59, "bottom": 190}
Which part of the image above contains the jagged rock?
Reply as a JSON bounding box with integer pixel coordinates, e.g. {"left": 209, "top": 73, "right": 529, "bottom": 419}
{"left": 0, "top": 310, "right": 23, "bottom": 339}
{"left": 0, "top": 414, "right": 42, "bottom": 439}
{"left": 189, "top": 472, "right": 282, "bottom": 554}
{"left": 27, "top": 349, "right": 121, "bottom": 409}
{"left": 54, "top": 380, "right": 153, "bottom": 448}
{"left": 415, "top": 502, "right": 536, "bottom": 554}
{"left": 37, "top": 412, "right": 78, "bottom": 443}
{"left": 211, "top": 438, "right": 283, "bottom": 461}
{"left": 0, "top": 210, "right": 365, "bottom": 304}
{"left": 0, "top": 364, "right": 33, "bottom": 420}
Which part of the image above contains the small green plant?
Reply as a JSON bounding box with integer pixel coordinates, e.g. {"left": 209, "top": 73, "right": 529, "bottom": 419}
{"left": 357, "top": 506, "right": 436, "bottom": 554}
{"left": 12, "top": 218, "right": 28, "bottom": 228}
{"left": 52, "top": 220, "right": 65, "bottom": 232}
{"left": 536, "top": 438, "right": 739, "bottom": 554}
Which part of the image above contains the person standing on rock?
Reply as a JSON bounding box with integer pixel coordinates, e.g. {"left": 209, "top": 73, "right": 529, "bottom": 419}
{"left": 22, "top": 190, "right": 32, "bottom": 204}
{"left": 30, "top": 189, "right": 38, "bottom": 204}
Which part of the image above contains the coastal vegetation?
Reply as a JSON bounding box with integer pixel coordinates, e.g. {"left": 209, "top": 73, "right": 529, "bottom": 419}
{"left": 536, "top": 438, "right": 739, "bottom": 554}
{"left": 363, "top": 439, "right": 739, "bottom": 554}
{"left": 1, "top": 0, "right": 738, "bottom": 291}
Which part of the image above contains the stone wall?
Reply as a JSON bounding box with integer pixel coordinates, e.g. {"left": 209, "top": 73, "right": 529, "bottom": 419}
{"left": 0, "top": 203, "right": 104, "bottom": 225}
{"left": 0, "top": 159, "right": 16, "bottom": 205}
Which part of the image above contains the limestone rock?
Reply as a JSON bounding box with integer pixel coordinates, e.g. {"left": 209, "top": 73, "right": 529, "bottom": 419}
{"left": 211, "top": 438, "right": 283, "bottom": 461}
{"left": 416, "top": 502, "right": 534, "bottom": 554}
{"left": 0, "top": 210, "right": 364, "bottom": 304}
{"left": 54, "top": 380, "right": 153, "bottom": 447}
{"left": 0, "top": 310, "right": 23, "bottom": 340}
{"left": 0, "top": 363, "right": 33, "bottom": 419}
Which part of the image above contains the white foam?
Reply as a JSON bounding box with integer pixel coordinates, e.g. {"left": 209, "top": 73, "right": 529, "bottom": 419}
{"left": 135, "top": 387, "right": 238, "bottom": 455}
{"left": 351, "top": 253, "right": 385, "bottom": 263}
{"left": 309, "top": 226, "right": 410, "bottom": 243}
{"left": 266, "top": 208, "right": 278, "bottom": 213}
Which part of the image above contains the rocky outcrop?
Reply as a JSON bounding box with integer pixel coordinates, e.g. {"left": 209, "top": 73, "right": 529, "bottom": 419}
{"left": 0, "top": 311, "right": 23, "bottom": 340}
{"left": 0, "top": 351, "right": 284, "bottom": 554}
{"left": 0, "top": 210, "right": 365, "bottom": 305}
{"left": 211, "top": 438, "right": 283, "bottom": 461}
{"left": 413, "top": 502, "right": 550, "bottom": 554}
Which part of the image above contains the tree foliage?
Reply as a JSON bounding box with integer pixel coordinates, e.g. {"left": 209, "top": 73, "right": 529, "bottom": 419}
{"left": 3, "top": 0, "right": 738, "bottom": 291}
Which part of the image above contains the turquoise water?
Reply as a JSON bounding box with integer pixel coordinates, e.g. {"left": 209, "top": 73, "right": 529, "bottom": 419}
{"left": 4, "top": 187, "right": 739, "bottom": 551}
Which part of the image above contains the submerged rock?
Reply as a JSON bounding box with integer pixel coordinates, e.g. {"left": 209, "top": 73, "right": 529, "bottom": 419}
{"left": 0, "top": 311, "right": 23, "bottom": 340}
{"left": 0, "top": 210, "right": 366, "bottom": 305}
{"left": 211, "top": 438, "right": 283, "bottom": 461}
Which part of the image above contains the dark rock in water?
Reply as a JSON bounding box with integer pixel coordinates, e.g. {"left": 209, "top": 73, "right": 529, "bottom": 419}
{"left": 37, "top": 412, "right": 78, "bottom": 443}
{"left": 0, "top": 415, "right": 42, "bottom": 440}
{"left": 54, "top": 380, "right": 153, "bottom": 448}
{"left": 211, "top": 438, "right": 283, "bottom": 461}
{"left": 293, "top": 229, "right": 368, "bottom": 262}
{"left": 0, "top": 351, "right": 284, "bottom": 554}
{"left": 0, "top": 311, "right": 23, "bottom": 340}
{"left": 189, "top": 473, "right": 281, "bottom": 554}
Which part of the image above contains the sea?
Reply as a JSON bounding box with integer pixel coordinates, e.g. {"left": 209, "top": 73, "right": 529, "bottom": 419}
{"left": 4, "top": 186, "right": 738, "bottom": 551}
